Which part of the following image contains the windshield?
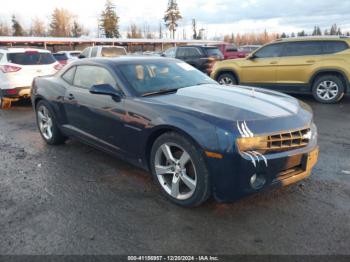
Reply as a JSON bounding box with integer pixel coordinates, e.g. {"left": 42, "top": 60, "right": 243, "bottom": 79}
{"left": 7, "top": 52, "right": 56, "bottom": 65}
{"left": 101, "top": 47, "right": 127, "bottom": 57}
{"left": 117, "top": 60, "right": 217, "bottom": 96}
{"left": 69, "top": 52, "right": 81, "bottom": 57}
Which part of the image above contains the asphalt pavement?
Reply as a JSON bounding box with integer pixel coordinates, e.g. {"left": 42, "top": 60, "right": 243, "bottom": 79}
{"left": 0, "top": 95, "right": 349, "bottom": 255}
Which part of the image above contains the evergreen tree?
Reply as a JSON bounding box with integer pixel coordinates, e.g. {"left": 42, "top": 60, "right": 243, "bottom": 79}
{"left": 159, "top": 22, "right": 163, "bottom": 39}
{"left": 100, "top": 0, "right": 120, "bottom": 38}
{"left": 291, "top": 32, "right": 296, "bottom": 38}
{"left": 312, "top": 26, "right": 322, "bottom": 36}
{"left": 281, "top": 32, "right": 287, "bottom": 38}
{"left": 12, "top": 15, "right": 24, "bottom": 36}
{"left": 192, "top": 19, "right": 197, "bottom": 39}
{"left": 71, "top": 21, "right": 83, "bottom": 37}
{"left": 297, "top": 30, "right": 306, "bottom": 37}
{"left": 330, "top": 24, "right": 338, "bottom": 35}
{"left": 164, "top": 0, "right": 182, "bottom": 39}
{"left": 336, "top": 27, "right": 342, "bottom": 36}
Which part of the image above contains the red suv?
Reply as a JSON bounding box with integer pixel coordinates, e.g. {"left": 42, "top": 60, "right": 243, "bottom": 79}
{"left": 214, "top": 43, "right": 248, "bottom": 60}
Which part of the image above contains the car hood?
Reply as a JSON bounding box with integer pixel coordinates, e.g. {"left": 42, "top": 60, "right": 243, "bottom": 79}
{"left": 147, "top": 84, "right": 308, "bottom": 122}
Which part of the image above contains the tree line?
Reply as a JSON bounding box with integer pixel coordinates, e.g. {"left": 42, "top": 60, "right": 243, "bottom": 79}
{"left": 0, "top": 0, "right": 182, "bottom": 39}
{"left": 223, "top": 24, "right": 350, "bottom": 46}
{"left": 0, "top": 0, "right": 349, "bottom": 43}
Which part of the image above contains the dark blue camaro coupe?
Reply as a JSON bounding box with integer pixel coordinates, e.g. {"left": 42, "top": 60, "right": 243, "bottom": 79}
{"left": 31, "top": 57, "right": 319, "bottom": 207}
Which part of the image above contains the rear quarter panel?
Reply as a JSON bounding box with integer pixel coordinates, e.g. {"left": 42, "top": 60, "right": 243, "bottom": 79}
{"left": 32, "top": 76, "right": 67, "bottom": 125}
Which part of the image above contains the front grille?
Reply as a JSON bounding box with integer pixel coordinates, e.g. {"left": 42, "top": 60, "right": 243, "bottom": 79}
{"left": 263, "top": 128, "right": 311, "bottom": 153}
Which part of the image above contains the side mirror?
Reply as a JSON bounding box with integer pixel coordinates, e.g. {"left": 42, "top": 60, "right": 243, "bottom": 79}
{"left": 90, "top": 84, "right": 122, "bottom": 102}
{"left": 160, "top": 53, "right": 166, "bottom": 57}
{"left": 78, "top": 54, "right": 85, "bottom": 59}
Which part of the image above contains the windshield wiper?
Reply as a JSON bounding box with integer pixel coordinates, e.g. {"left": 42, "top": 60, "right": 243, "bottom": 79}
{"left": 141, "top": 88, "right": 179, "bottom": 97}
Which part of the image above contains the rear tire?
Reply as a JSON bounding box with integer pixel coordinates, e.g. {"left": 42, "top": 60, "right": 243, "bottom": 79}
{"left": 150, "top": 132, "right": 211, "bottom": 207}
{"left": 36, "top": 100, "right": 67, "bottom": 145}
{"left": 217, "top": 73, "right": 238, "bottom": 86}
{"left": 312, "top": 75, "right": 345, "bottom": 104}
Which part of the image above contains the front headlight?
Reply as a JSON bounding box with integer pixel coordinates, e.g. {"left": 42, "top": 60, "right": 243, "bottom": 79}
{"left": 236, "top": 136, "right": 268, "bottom": 152}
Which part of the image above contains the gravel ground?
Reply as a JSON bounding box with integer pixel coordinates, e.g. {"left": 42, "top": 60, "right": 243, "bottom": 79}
{"left": 0, "top": 95, "right": 349, "bottom": 255}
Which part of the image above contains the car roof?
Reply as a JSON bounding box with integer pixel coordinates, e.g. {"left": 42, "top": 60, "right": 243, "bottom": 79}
{"left": 275, "top": 36, "right": 350, "bottom": 43}
{"left": 179, "top": 45, "right": 218, "bottom": 48}
{"left": 58, "top": 51, "right": 81, "bottom": 54}
{"left": 70, "top": 56, "right": 176, "bottom": 66}
{"left": 0, "top": 48, "right": 51, "bottom": 53}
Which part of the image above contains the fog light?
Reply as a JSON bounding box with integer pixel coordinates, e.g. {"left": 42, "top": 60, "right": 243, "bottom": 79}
{"left": 250, "top": 174, "right": 266, "bottom": 190}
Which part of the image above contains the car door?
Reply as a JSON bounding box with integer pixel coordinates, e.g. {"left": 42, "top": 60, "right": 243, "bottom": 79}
{"left": 63, "top": 65, "right": 127, "bottom": 153}
{"left": 240, "top": 43, "right": 284, "bottom": 85}
{"left": 276, "top": 41, "right": 331, "bottom": 87}
{"left": 176, "top": 47, "right": 204, "bottom": 71}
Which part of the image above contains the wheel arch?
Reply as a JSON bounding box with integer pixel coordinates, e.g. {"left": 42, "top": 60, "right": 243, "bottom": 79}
{"left": 144, "top": 125, "right": 205, "bottom": 170}
{"left": 310, "top": 69, "right": 349, "bottom": 93}
{"left": 214, "top": 69, "right": 240, "bottom": 83}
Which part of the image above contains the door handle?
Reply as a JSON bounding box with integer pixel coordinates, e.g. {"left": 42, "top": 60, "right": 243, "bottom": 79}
{"left": 306, "top": 60, "right": 315, "bottom": 63}
{"left": 68, "top": 93, "right": 75, "bottom": 100}
{"left": 270, "top": 61, "right": 278, "bottom": 65}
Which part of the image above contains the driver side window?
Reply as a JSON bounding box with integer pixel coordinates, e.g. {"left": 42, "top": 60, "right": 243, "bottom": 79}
{"left": 73, "top": 66, "right": 116, "bottom": 89}
{"left": 254, "top": 44, "right": 283, "bottom": 58}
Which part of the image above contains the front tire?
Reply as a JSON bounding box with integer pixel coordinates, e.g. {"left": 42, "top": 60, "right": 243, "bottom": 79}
{"left": 36, "top": 100, "right": 67, "bottom": 145}
{"left": 312, "top": 75, "right": 345, "bottom": 104}
{"left": 217, "top": 73, "right": 238, "bottom": 86}
{"left": 150, "top": 132, "right": 211, "bottom": 207}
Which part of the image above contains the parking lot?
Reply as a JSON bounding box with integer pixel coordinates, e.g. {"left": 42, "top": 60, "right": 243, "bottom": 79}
{"left": 0, "top": 94, "right": 349, "bottom": 255}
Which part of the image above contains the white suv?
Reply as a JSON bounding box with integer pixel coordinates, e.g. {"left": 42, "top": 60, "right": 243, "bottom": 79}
{"left": 79, "top": 46, "right": 127, "bottom": 59}
{"left": 0, "top": 48, "right": 61, "bottom": 109}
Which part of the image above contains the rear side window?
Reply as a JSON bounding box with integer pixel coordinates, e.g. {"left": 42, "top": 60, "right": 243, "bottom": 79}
{"left": 177, "top": 47, "right": 202, "bottom": 58}
{"left": 282, "top": 41, "right": 348, "bottom": 57}
{"left": 254, "top": 44, "right": 283, "bottom": 58}
{"left": 73, "top": 66, "right": 116, "bottom": 89}
{"left": 205, "top": 48, "right": 223, "bottom": 59}
{"left": 101, "top": 47, "right": 127, "bottom": 57}
{"left": 7, "top": 52, "right": 56, "bottom": 65}
{"left": 225, "top": 44, "right": 238, "bottom": 52}
{"left": 53, "top": 53, "right": 68, "bottom": 61}
{"left": 61, "top": 66, "right": 76, "bottom": 84}
{"left": 90, "top": 47, "right": 98, "bottom": 57}
{"left": 322, "top": 41, "right": 348, "bottom": 54}
{"left": 282, "top": 42, "right": 324, "bottom": 56}
{"left": 0, "top": 53, "right": 3, "bottom": 61}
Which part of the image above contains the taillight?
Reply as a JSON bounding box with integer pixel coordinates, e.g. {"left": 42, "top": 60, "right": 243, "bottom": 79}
{"left": 0, "top": 65, "right": 22, "bottom": 73}
{"left": 6, "top": 89, "right": 18, "bottom": 95}
{"left": 54, "top": 63, "right": 64, "bottom": 71}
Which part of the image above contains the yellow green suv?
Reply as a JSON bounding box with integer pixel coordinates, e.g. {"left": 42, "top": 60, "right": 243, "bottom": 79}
{"left": 211, "top": 37, "right": 350, "bottom": 103}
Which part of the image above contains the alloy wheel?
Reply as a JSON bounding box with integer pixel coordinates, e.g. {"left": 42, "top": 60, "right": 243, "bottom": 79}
{"left": 37, "top": 105, "right": 53, "bottom": 140}
{"left": 219, "top": 76, "right": 235, "bottom": 85}
{"left": 316, "top": 80, "right": 339, "bottom": 101}
{"left": 154, "top": 142, "right": 197, "bottom": 200}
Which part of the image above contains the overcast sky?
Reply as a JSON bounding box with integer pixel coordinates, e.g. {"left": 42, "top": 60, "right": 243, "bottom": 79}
{"left": 1, "top": 0, "right": 350, "bottom": 38}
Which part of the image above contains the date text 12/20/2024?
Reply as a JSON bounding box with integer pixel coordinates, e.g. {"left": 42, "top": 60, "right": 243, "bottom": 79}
{"left": 127, "top": 256, "right": 219, "bottom": 261}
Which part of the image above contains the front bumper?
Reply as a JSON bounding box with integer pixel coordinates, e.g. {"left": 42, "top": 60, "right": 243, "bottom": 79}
{"left": 207, "top": 144, "right": 319, "bottom": 202}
